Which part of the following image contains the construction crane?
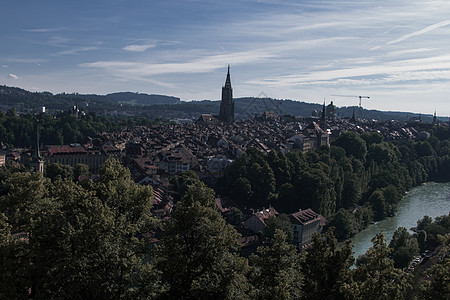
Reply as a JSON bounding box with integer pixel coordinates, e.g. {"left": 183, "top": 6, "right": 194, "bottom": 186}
{"left": 330, "top": 94, "right": 370, "bottom": 119}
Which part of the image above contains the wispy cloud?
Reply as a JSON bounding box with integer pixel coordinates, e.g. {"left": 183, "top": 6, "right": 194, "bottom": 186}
{"left": 22, "top": 27, "right": 68, "bottom": 33}
{"left": 50, "top": 35, "right": 73, "bottom": 47}
{"left": 123, "top": 44, "right": 156, "bottom": 52}
{"left": 55, "top": 46, "right": 100, "bottom": 56}
{"left": 1, "top": 65, "right": 7, "bottom": 68}
{"left": 245, "top": 54, "right": 450, "bottom": 87}
{"left": 81, "top": 49, "right": 275, "bottom": 75}
{"left": 387, "top": 20, "right": 450, "bottom": 45}
{"left": 386, "top": 48, "right": 435, "bottom": 57}
{"left": 3, "top": 58, "right": 46, "bottom": 64}
{"left": 8, "top": 73, "right": 19, "bottom": 79}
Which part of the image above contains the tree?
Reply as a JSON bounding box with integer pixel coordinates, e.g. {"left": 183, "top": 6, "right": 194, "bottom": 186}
{"left": 276, "top": 182, "right": 297, "bottom": 213}
{"left": 231, "top": 177, "right": 253, "bottom": 204}
{"left": 0, "top": 172, "right": 50, "bottom": 298}
{"left": 294, "top": 168, "right": 335, "bottom": 218}
{"left": 361, "top": 132, "right": 383, "bottom": 146}
{"left": 96, "top": 157, "right": 154, "bottom": 226}
{"left": 227, "top": 207, "right": 243, "bottom": 226}
{"left": 417, "top": 230, "right": 427, "bottom": 252}
{"left": 333, "top": 131, "right": 367, "bottom": 162}
{"left": 367, "top": 142, "right": 398, "bottom": 165}
{"left": 351, "top": 232, "right": 413, "bottom": 299}
{"left": 262, "top": 214, "right": 293, "bottom": 242}
{"left": 250, "top": 229, "right": 303, "bottom": 299}
{"left": 419, "top": 234, "right": 450, "bottom": 300}
{"left": 170, "top": 170, "right": 200, "bottom": 202}
{"left": 155, "top": 183, "right": 250, "bottom": 299}
{"left": 368, "top": 189, "right": 387, "bottom": 221}
{"left": 30, "top": 180, "right": 121, "bottom": 299}
{"left": 93, "top": 157, "right": 156, "bottom": 298}
{"left": 389, "top": 227, "right": 419, "bottom": 269}
{"left": 45, "top": 162, "right": 74, "bottom": 181}
{"left": 301, "top": 229, "right": 354, "bottom": 300}
{"left": 73, "top": 163, "right": 90, "bottom": 181}
{"left": 415, "top": 141, "right": 435, "bottom": 157}
{"left": 329, "top": 208, "right": 358, "bottom": 241}
{"left": 0, "top": 159, "right": 157, "bottom": 299}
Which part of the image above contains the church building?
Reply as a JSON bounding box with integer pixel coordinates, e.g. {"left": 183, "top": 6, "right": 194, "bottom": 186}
{"left": 219, "top": 65, "right": 235, "bottom": 123}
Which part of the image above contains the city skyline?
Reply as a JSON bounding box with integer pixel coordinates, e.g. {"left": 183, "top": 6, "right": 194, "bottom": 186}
{"left": 1, "top": 1, "right": 450, "bottom": 116}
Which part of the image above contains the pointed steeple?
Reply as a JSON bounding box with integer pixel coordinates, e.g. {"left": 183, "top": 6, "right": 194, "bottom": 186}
{"left": 30, "top": 119, "right": 44, "bottom": 174}
{"left": 224, "top": 64, "right": 231, "bottom": 88}
{"left": 219, "top": 65, "right": 234, "bottom": 123}
{"left": 33, "top": 120, "right": 41, "bottom": 160}
{"left": 321, "top": 101, "right": 327, "bottom": 131}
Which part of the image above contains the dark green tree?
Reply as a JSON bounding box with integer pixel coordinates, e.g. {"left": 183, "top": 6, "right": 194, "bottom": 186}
{"left": 155, "top": 182, "right": 250, "bottom": 299}
{"left": 368, "top": 189, "right": 387, "bottom": 221}
{"left": 227, "top": 207, "right": 243, "bottom": 226}
{"left": 301, "top": 229, "right": 354, "bottom": 300}
{"left": 419, "top": 234, "right": 450, "bottom": 300}
{"left": 0, "top": 159, "right": 157, "bottom": 299}
{"left": 333, "top": 131, "right": 367, "bottom": 161}
{"left": 170, "top": 170, "right": 200, "bottom": 202}
{"left": 276, "top": 182, "right": 297, "bottom": 213}
{"left": 45, "top": 162, "right": 74, "bottom": 181}
{"left": 389, "top": 227, "right": 419, "bottom": 269}
{"left": 351, "top": 232, "right": 413, "bottom": 299}
{"left": 250, "top": 229, "right": 303, "bottom": 299}
{"left": 73, "top": 163, "right": 90, "bottom": 180}
{"left": 329, "top": 208, "right": 358, "bottom": 241}
{"left": 360, "top": 131, "right": 383, "bottom": 146}
{"left": 262, "top": 214, "right": 293, "bottom": 242}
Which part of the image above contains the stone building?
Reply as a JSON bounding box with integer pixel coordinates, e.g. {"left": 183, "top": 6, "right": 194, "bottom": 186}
{"left": 289, "top": 208, "right": 327, "bottom": 249}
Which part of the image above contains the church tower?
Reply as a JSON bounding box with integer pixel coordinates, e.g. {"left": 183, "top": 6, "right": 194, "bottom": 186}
{"left": 321, "top": 101, "right": 327, "bottom": 131}
{"left": 30, "top": 120, "right": 44, "bottom": 175}
{"left": 219, "top": 65, "right": 234, "bottom": 123}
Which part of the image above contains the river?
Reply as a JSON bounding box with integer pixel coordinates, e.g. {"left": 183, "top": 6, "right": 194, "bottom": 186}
{"left": 351, "top": 182, "right": 450, "bottom": 260}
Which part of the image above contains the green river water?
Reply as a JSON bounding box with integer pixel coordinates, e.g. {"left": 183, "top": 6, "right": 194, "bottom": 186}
{"left": 351, "top": 182, "right": 450, "bottom": 259}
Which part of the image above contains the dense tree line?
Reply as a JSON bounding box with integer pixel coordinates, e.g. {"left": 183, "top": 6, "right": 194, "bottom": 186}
{"left": 216, "top": 128, "right": 450, "bottom": 240}
{"left": 2, "top": 160, "right": 448, "bottom": 298}
{"left": 0, "top": 109, "right": 161, "bottom": 148}
{"left": 0, "top": 158, "right": 155, "bottom": 298}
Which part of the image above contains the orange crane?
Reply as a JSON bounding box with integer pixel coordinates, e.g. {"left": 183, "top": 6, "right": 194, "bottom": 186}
{"left": 330, "top": 94, "right": 370, "bottom": 119}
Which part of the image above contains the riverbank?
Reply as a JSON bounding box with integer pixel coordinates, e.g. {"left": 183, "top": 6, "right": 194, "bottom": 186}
{"left": 351, "top": 182, "right": 450, "bottom": 259}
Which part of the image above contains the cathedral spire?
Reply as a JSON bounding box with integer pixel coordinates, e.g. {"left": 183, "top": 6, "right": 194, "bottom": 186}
{"left": 225, "top": 64, "right": 231, "bottom": 88}
{"left": 219, "top": 65, "right": 234, "bottom": 123}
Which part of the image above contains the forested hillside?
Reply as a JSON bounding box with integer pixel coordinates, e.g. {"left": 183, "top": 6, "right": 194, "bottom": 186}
{"left": 1, "top": 85, "right": 438, "bottom": 122}
{"left": 0, "top": 109, "right": 157, "bottom": 148}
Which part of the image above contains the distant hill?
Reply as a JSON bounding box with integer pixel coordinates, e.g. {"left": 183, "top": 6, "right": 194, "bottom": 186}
{"left": 0, "top": 85, "right": 440, "bottom": 123}
{"left": 105, "top": 92, "right": 180, "bottom": 105}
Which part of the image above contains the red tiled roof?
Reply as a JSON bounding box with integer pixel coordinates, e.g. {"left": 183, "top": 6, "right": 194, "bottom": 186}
{"left": 47, "top": 144, "right": 87, "bottom": 155}
{"left": 255, "top": 207, "right": 278, "bottom": 225}
{"left": 215, "top": 197, "right": 230, "bottom": 213}
{"left": 289, "top": 208, "right": 322, "bottom": 225}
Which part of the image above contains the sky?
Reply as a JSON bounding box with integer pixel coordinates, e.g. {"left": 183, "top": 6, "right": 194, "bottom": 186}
{"left": 1, "top": 0, "right": 450, "bottom": 117}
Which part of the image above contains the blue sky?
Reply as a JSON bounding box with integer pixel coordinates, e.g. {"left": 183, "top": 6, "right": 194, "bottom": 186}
{"left": 2, "top": 0, "right": 450, "bottom": 116}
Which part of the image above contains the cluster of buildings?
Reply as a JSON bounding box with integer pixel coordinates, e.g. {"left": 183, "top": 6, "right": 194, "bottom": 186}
{"left": 1, "top": 66, "right": 446, "bottom": 251}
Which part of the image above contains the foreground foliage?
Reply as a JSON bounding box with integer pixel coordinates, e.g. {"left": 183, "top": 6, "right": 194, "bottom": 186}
{"left": 1, "top": 158, "right": 449, "bottom": 299}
